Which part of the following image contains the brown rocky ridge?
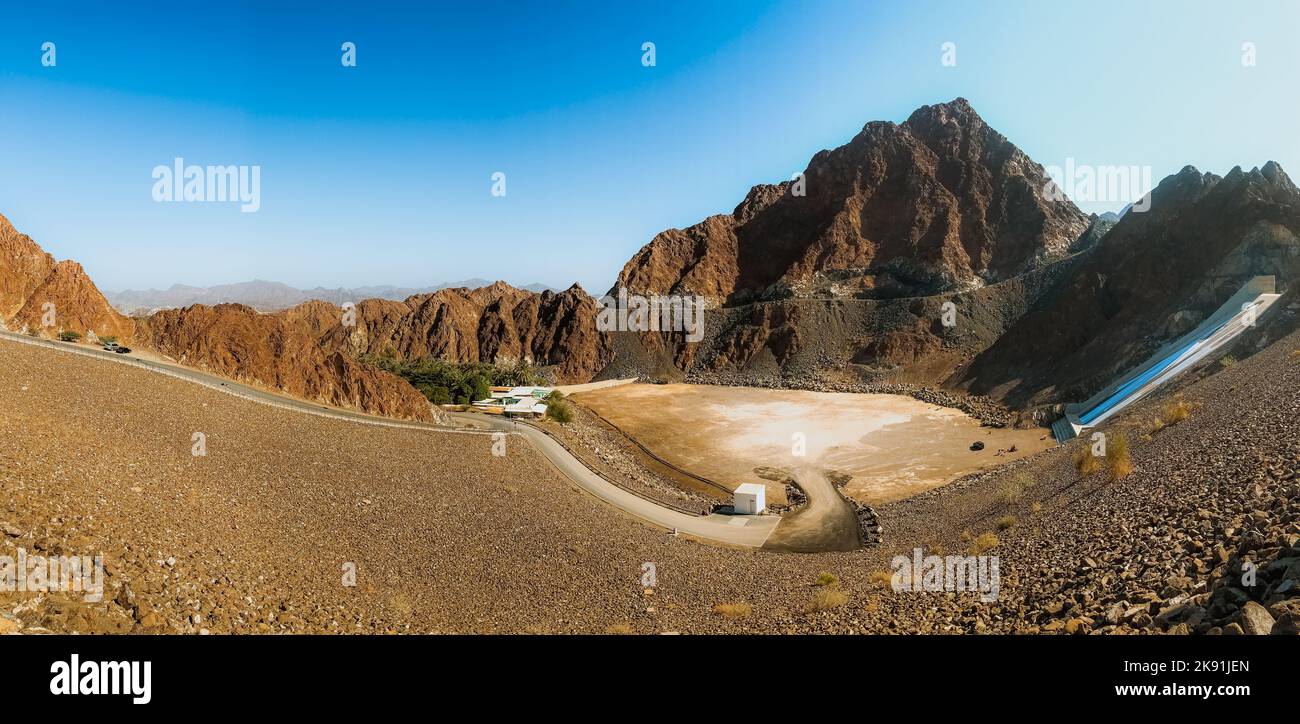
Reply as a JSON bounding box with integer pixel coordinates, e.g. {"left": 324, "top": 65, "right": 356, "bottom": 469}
{"left": 0, "top": 212, "right": 134, "bottom": 341}
{"left": 614, "top": 97, "right": 1090, "bottom": 306}
{"left": 951, "top": 161, "right": 1300, "bottom": 410}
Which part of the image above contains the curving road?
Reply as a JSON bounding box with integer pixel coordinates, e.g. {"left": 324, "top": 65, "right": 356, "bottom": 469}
{"left": 446, "top": 411, "right": 781, "bottom": 547}
{"left": 1, "top": 331, "right": 780, "bottom": 548}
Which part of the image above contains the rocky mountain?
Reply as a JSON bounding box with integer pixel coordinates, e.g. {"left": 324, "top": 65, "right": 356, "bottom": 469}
{"left": 614, "top": 98, "right": 1090, "bottom": 305}
{"left": 950, "top": 161, "right": 1300, "bottom": 410}
{"left": 0, "top": 213, "right": 134, "bottom": 341}
{"left": 314, "top": 281, "right": 613, "bottom": 383}
{"left": 106, "top": 278, "right": 557, "bottom": 314}
{"left": 137, "top": 302, "right": 435, "bottom": 421}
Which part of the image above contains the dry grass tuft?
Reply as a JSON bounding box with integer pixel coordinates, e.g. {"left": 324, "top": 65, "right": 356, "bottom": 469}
{"left": 1074, "top": 445, "right": 1102, "bottom": 476}
{"left": 969, "top": 532, "right": 999, "bottom": 555}
{"left": 996, "top": 515, "right": 1017, "bottom": 531}
{"left": 712, "top": 602, "right": 752, "bottom": 619}
{"left": 814, "top": 571, "right": 840, "bottom": 588}
{"left": 1030, "top": 501, "right": 1042, "bottom": 514}
{"left": 867, "top": 570, "right": 893, "bottom": 587}
{"left": 805, "top": 587, "right": 849, "bottom": 612}
{"left": 1106, "top": 432, "right": 1133, "bottom": 481}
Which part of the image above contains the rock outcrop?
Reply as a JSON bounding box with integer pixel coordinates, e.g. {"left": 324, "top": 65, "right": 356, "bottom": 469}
{"left": 316, "top": 281, "right": 613, "bottom": 383}
{"left": 0, "top": 213, "right": 134, "bottom": 341}
{"left": 138, "top": 303, "right": 435, "bottom": 421}
{"left": 951, "top": 162, "right": 1300, "bottom": 409}
{"left": 614, "top": 98, "right": 1090, "bottom": 305}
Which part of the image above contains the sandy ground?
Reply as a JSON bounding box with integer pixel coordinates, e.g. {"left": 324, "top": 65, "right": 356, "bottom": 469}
{"left": 571, "top": 383, "right": 1054, "bottom": 504}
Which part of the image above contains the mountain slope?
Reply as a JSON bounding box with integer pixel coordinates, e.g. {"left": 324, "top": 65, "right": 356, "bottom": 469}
{"left": 614, "top": 98, "right": 1090, "bottom": 305}
{"left": 0, "top": 213, "right": 134, "bottom": 340}
{"left": 950, "top": 162, "right": 1300, "bottom": 409}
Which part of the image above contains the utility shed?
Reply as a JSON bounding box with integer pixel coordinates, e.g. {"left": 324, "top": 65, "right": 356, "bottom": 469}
{"left": 733, "top": 483, "right": 766, "bottom": 515}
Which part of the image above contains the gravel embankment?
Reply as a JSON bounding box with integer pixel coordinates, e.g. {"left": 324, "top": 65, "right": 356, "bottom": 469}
{"left": 2, "top": 331, "right": 1296, "bottom": 634}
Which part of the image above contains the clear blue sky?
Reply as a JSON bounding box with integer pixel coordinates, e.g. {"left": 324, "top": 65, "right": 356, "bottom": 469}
{"left": 2, "top": 0, "right": 1297, "bottom": 294}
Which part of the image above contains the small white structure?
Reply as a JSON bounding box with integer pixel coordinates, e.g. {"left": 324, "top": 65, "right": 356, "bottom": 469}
{"left": 732, "top": 483, "right": 766, "bottom": 515}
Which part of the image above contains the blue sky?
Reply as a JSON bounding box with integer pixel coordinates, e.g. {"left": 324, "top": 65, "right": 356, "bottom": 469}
{"left": 1, "top": 0, "right": 1297, "bottom": 293}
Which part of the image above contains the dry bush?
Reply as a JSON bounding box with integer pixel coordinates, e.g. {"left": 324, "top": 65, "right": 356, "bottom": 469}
{"left": 1074, "top": 445, "right": 1102, "bottom": 476}
{"left": 867, "top": 570, "right": 893, "bottom": 587}
{"left": 996, "top": 515, "right": 1017, "bottom": 531}
{"left": 1030, "top": 501, "right": 1042, "bottom": 514}
{"left": 959, "top": 529, "right": 973, "bottom": 543}
{"left": 970, "top": 532, "right": 999, "bottom": 555}
{"left": 805, "top": 587, "right": 849, "bottom": 612}
{"left": 712, "top": 602, "right": 751, "bottom": 619}
{"left": 1106, "top": 432, "right": 1133, "bottom": 481}
{"left": 1160, "top": 398, "right": 1192, "bottom": 425}
{"left": 999, "top": 472, "right": 1036, "bottom": 504}
{"left": 814, "top": 571, "right": 840, "bottom": 588}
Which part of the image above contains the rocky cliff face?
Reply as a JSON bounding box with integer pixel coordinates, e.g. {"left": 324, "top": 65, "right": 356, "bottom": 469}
{"left": 950, "top": 162, "right": 1300, "bottom": 409}
{"left": 138, "top": 303, "right": 436, "bottom": 421}
{"left": 0, "top": 213, "right": 134, "bottom": 340}
{"left": 614, "top": 98, "right": 1090, "bottom": 305}
{"left": 316, "top": 281, "right": 613, "bottom": 383}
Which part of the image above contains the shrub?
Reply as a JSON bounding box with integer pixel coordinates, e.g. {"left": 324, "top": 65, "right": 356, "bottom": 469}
{"left": 712, "top": 602, "right": 751, "bottom": 619}
{"left": 1219, "top": 355, "right": 1237, "bottom": 369}
{"left": 996, "top": 515, "right": 1017, "bottom": 531}
{"left": 100, "top": 335, "right": 117, "bottom": 345}
{"left": 57, "top": 330, "right": 81, "bottom": 342}
{"left": 546, "top": 398, "right": 575, "bottom": 424}
{"left": 358, "top": 354, "right": 547, "bottom": 403}
{"left": 1160, "top": 398, "right": 1192, "bottom": 426}
{"left": 806, "top": 587, "right": 849, "bottom": 612}
{"left": 1074, "top": 445, "right": 1102, "bottom": 476}
{"left": 867, "top": 570, "right": 893, "bottom": 587}
{"left": 814, "top": 571, "right": 840, "bottom": 588}
{"left": 999, "top": 473, "right": 1034, "bottom": 504}
{"left": 417, "top": 384, "right": 452, "bottom": 405}
{"left": 1030, "top": 501, "right": 1042, "bottom": 514}
{"left": 1106, "top": 432, "right": 1133, "bottom": 481}
{"left": 970, "top": 532, "right": 999, "bottom": 555}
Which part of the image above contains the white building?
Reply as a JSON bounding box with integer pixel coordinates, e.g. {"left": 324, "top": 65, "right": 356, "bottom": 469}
{"left": 732, "top": 483, "right": 766, "bottom": 515}
{"left": 472, "top": 386, "right": 554, "bottom": 417}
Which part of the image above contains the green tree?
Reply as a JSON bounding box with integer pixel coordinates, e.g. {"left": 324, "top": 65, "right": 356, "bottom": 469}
{"left": 57, "top": 330, "right": 82, "bottom": 342}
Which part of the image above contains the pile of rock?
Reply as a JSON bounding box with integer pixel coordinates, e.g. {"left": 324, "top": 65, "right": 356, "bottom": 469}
{"left": 849, "top": 500, "right": 883, "bottom": 546}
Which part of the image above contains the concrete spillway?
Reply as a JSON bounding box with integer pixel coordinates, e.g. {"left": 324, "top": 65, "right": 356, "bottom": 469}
{"left": 1052, "top": 276, "right": 1283, "bottom": 441}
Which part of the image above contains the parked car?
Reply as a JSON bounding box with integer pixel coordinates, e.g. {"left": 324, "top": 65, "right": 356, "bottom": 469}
{"left": 113, "top": 346, "right": 131, "bottom": 354}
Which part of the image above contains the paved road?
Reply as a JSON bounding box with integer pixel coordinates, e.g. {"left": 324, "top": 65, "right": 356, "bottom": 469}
{"left": 2, "top": 331, "right": 780, "bottom": 548}
{"left": 447, "top": 412, "right": 781, "bottom": 547}
{"left": 761, "top": 467, "right": 861, "bottom": 553}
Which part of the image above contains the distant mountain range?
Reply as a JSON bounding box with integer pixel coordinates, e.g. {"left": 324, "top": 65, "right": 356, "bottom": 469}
{"left": 104, "top": 279, "right": 559, "bottom": 314}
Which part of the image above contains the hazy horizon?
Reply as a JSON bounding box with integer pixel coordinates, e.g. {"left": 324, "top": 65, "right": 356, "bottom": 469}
{"left": 3, "top": 0, "right": 1298, "bottom": 293}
